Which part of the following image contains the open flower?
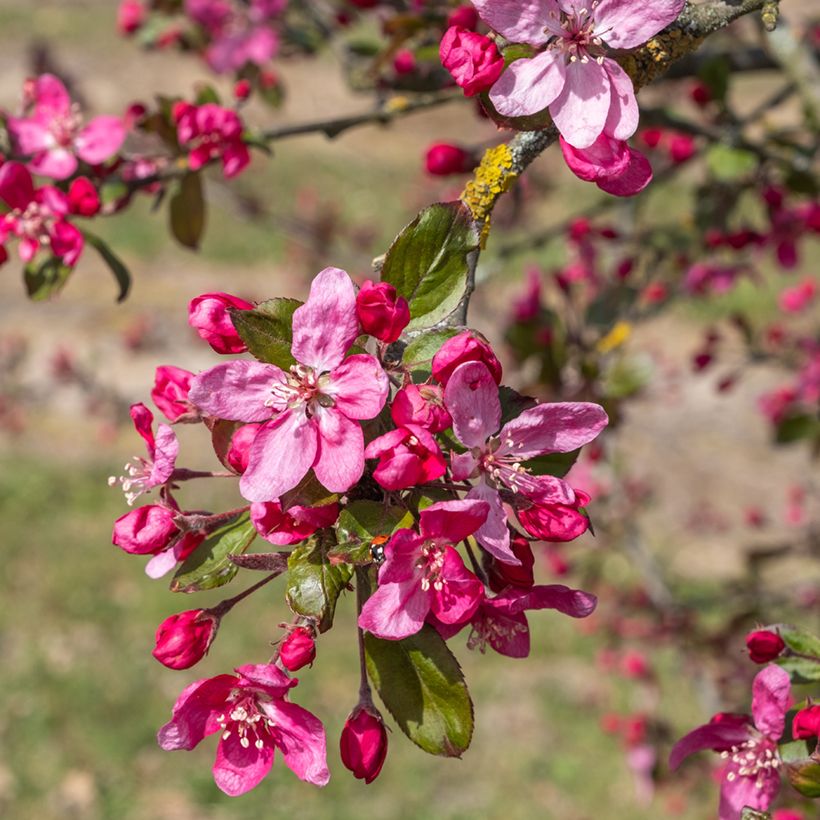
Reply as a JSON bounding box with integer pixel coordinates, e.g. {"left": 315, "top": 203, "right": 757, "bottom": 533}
{"left": 669, "top": 664, "right": 791, "bottom": 820}
{"left": 173, "top": 102, "right": 251, "bottom": 179}
{"left": 443, "top": 360, "right": 607, "bottom": 562}
{"left": 190, "top": 267, "right": 389, "bottom": 502}
{"left": 358, "top": 499, "right": 488, "bottom": 640}
{"left": 158, "top": 663, "right": 329, "bottom": 795}
{"left": 475, "top": 0, "right": 685, "bottom": 147}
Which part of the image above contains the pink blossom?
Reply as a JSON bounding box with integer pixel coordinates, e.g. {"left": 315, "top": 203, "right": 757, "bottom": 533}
{"left": 443, "top": 360, "right": 607, "bottom": 562}
{"left": 108, "top": 403, "right": 179, "bottom": 505}
{"left": 7, "top": 74, "right": 125, "bottom": 180}
{"left": 67, "top": 177, "right": 101, "bottom": 217}
{"left": 190, "top": 267, "right": 389, "bottom": 502}
{"left": 393, "top": 49, "right": 417, "bottom": 75}
{"left": 560, "top": 134, "right": 652, "bottom": 196}
{"left": 250, "top": 500, "right": 339, "bottom": 545}
{"left": 151, "top": 365, "right": 198, "bottom": 422}
{"left": 279, "top": 627, "right": 316, "bottom": 671}
{"left": 516, "top": 489, "right": 591, "bottom": 542}
{"left": 670, "top": 664, "right": 791, "bottom": 820}
{"left": 684, "top": 262, "right": 747, "bottom": 296}
{"left": 340, "top": 704, "right": 388, "bottom": 784}
{"left": 745, "top": 630, "right": 785, "bottom": 664}
{"left": 431, "top": 329, "right": 502, "bottom": 386}
{"left": 174, "top": 103, "right": 251, "bottom": 179}
{"left": 477, "top": 0, "right": 685, "bottom": 147}
{"left": 778, "top": 278, "right": 816, "bottom": 313}
{"left": 358, "top": 499, "right": 488, "bottom": 640}
{"left": 355, "top": 280, "right": 410, "bottom": 343}
{"left": 118, "top": 0, "right": 146, "bottom": 35}
{"left": 153, "top": 609, "right": 219, "bottom": 669}
{"left": 668, "top": 132, "right": 696, "bottom": 163}
{"left": 486, "top": 535, "right": 535, "bottom": 591}
{"left": 758, "top": 387, "right": 797, "bottom": 426}
{"left": 513, "top": 267, "right": 542, "bottom": 322}
{"left": 391, "top": 383, "right": 452, "bottom": 433}
{"left": 440, "top": 26, "right": 505, "bottom": 97}
{"left": 447, "top": 5, "right": 479, "bottom": 30}
{"left": 364, "top": 424, "right": 446, "bottom": 491}
{"left": 226, "top": 423, "right": 262, "bottom": 473}
{"left": 158, "top": 664, "right": 329, "bottom": 794}
{"left": 188, "top": 291, "right": 254, "bottom": 354}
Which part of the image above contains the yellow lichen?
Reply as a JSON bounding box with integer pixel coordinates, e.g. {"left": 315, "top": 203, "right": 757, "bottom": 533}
{"left": 460, "top": 144, "right": 518, "bottom": 246}
{"left": 620, "top": 30, "right": 705, "bottom": 90}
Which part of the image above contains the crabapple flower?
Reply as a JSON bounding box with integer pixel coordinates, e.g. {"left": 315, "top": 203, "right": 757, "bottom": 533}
{"left": 7, "top": 74, "right": 125, "bottom": 179}
{"left": 151, "top": 365, "right": 198, "bottom": 422}
{"left": 448, "top": 5, "right": 479, "bottom": 30}
{"left": 173, "top": 102, "right": 251, "bottom": 179}
{"left": 112, "top": 504, "right": 179, "bottom": 555}
{"left": 440, "top": 27, "right": 505, "bottom": 97}
{"left": 516, "top": 488, "right": 592, "bottom": 542}
{"left": 153, "top": 609, "right": 219, "bottom": 670}
{"left": 560, "top": 134, "right": 652, "bottom": 197}
{"left": 476, "top": 0, "right": 685, "bottom": 147}
{"left": 670, "top": 664, "right": 791, "bottom": 820}
{"left": 364, "top": 424, "right": 446, "bottom": 491}
{"left": 190, "top": 267, "right": 389, "bottom": 502}
{"left": 746, "top": 630, "right": 785, "bottom": 664}
{"left": 250, "top": 500, "right": 339, "bottom": 545}
{"left": 279, "top": 627, "right": 316, "bottom": 671}
{"left": 67, "top": 177, "right": 101, "bottom": 217}
{"left": 391, "top": 383, "right": 452, "bottom": 433}
{"left": 444, "top": 360, "right": 607, "bottom": 562}
{"left": 792, "top": 704, "right": 820, "bottom": 740}
{"left": 108, "top": 403, "right": 178, "bottom": 505}
{"left": 158, "top": 663, "right": 330, "bottom": 794}
{"left": 358, "top": 499, "right": 489, "bottom": 640}
{"left": 339, "top": 704, "right": 388, "bottom": 784}
{"left": 188, "top": 291, "right": 255, "bottom": 354}
{"left": 431, "top": 329, "right": 502, "bottom": 386}
{"left": 355, "top": 280, "right": 410, "bottom": 343}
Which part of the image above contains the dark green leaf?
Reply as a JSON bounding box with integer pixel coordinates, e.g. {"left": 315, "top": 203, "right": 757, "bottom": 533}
{"left": 230, "top": 297, "right": 302, "bottom": 369}
{"left": 401, "top": 328, "right": 459, "bottom": 379}
{"left": 83, "top": 231, "right": 131, "bottom": 302}
{"left": 783, "top": 751, "right": 820, "bottom": 798}
{"left": 775, "top": 414, "right": 819, "bottom": 445}
{"left": 381, "top": 202, "right": 479, "bottom": 331}
{"left": 169, "top": 172, "right": 206, "bottom": 249}
{"left": 498, "top": 386, "right": 537, "bottom": 427}
{"left": 780, "top": 624, "right": 820, "bottom": 658}
{"left": 527, "top": 449, "right": 581, "bottom": 479}
{"left": 195, "top": 84, "right": 221, "bottom": 106}
{"left": 280, "top": 468, "right": 338, "bottom": 510}
{"left": 776, "top": 655, "right": 820, "bottom": 683}
{"left": 365, "top": 625, "right": 474, "bottom": 757}
{"left": 23, "top": 257, "right": 73, "bottom": 301}
{"left": 171, "top": 512, "right": 256, "bottom": 593}
{"left": 330, "top": 501, "right": 414, "bottom": 565}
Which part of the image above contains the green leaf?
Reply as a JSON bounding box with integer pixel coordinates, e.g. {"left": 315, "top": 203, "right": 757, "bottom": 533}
{"left": 286, "top": 536, "right": 353, "bottom": 632}
{"left": 169, "top": 172, "right": 206, "bottom": 249}
{"left": 230, "top": 297, "right": 302, "bottom": 369}
{"left": 171, "top": 512, "right": 256, "bottom": 593}
{"left": 281, "top": 470, "right": 338, "bottom": 510}
{"left": 23, "top": 257, "right": 73, "bottom": 301}
{"left": 706, "top": 144, "right": 758, "bottom": 182}
{"left": 780, "top": 624, "right": 820, "bottom": 658}
{"left": 775, "top": 414, "right": 820, "bottom": 444}
{"left": 83, "top": 231, "right": 131, "bottom": 302}
{"left": 783, "top": 750, "right": 820, "bottom": 798}
{"left": 527, "top": 449, "right": 581, "bottom": 479}
{"left": 776, "top": 655, "right": 820, "bottom": 683}
{"left": 401, "top": 328, "right": 459, "bottom": 379}
{"left": 381, "top": 202, "right": 479, "bottom": 331}
{"left": 774, "top": 625, "right": 820, "bottom": 683}
{"left": 194, "top": 84, "right": 221, "bottom": 106}
{"left": 365, "top": 625, "right": 474, "bottom": 757}
{"left": 498, "top": 386, "right": 537, "bottom": 427}
{"left": 330, "top": 501, "right": 414, "bottom": 565}
{"left": 740, "top": 809, "right": 770, "bottom": 820}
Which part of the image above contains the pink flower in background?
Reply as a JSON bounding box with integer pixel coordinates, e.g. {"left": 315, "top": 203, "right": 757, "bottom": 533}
{"left": 512, "top": 267, "right": 542, "bottom": 322}
{"left": 7, "top": 74, "right": 125, "bottom": 179}
{"left": 108, "top": 403, "right": 179, "bottom": 505}
{"left": 190, "top": 267, "right": 389, "bottom": 502}
{"left": 174, "top": 103, "right": 251, "bottom": 178}
{"left": 443, "top": 360, "right": 607, "bottom": 562}
{"left": 778, "top": 278, "right": 816, "bottom": 313}
{"left": 117, "top": 0, "right": 146, "bottom": 35}
{"left": 358, "top": 499, "right": 488, "bottom": 640}
{"left": 516, "top": 489, "right": 591, "bottom": 542}
{"left": 250, "top": 500, "right": 339, "bottom": 545}
{"left": 151, "top": 365, "right": 198, "bottom": 422}
{"left": 67, "top": 177, "right": 101, "bottom": 217}
{"left": 560, "top": 134, "right": 652, "bottom": 196}
{"left": 364, "top": 424, "right": 447, "bottom": 490}
{"left": 475, "top": 0, "right": 685, "bottom": 146}
{"left": 670, "top": 664, "right": 790, "bottom": 820}
{"left": 440, "top": 26, "right": 505, "bottom": 97}
{"left": 391, "top": 383, "right": 452, "bottom": 433}
{"left": 188, "top": 291, "right": 254, "bottom": 354}
{"left": 684, "top": 262, "right": 747, "bottom": 296}
{"left": 158, "top": 663, "right": 329, "bottom": 794}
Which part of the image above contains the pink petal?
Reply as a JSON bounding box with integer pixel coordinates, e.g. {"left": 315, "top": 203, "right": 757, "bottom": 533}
{"left": 594, "top": 0, "right": 685, "bottom": 49}
{"left": 145, "top": 547, "right": 180, "bottom": 579}
{"left": 312, "top": 407, "right": 364, "bottom": 493}
{"left": 29, "top": 146, "right": 79, "bottom": 181}
{"left": 602, "top": 59, "right": 639, "bottom": 141}
{"left": 597, "top": 148, "right": 653, "bottom": 197}
{"left": 489, "top": 50, "right": 567, "bottom": 118}
{"left": 512, "top": 584, "right": 597, "bottom": 617}
{"left": 443, "top": 361, "right": 501, "bottom": 448}
{"left": 157, "top": 674, "right": 237, "bottom": 751}
{"left": 373, "top": 452, "right": 425, "bottom": 491}
{"left": 419, "top": 498, "right": 490, "bottom": 543}
{"left": 358, "top": 576, "right": 430, "bottom": 639}
{"left": 475, "top": 601, "right": 531, "bottom": 657}
{"left": 49, "top": 219, "right": 84, "bottom": 266}
{"left": 32, "top": 74, "right": 71, "bottom": 119}
{"left": 240, "top": 411, "right": 318, "bottom": 502}
{"left": 378, "top": 530, "right": 424, "bottom": 584}
{"left": 262, "top": 700, "right": 330, "bottom": 787}
{"left": 189, "top": 361, "right": 286, "bottom": 422}
{"left": 430, "top": 546, "right": 484, "bottom": 625}
{"left": 149, "top": 424, "right": 179, "bottom": 485}
{"left": 213, "top": 731, "right": 274, "bottom": 796}
{"left": 498, "top": 401, "right": 608, "bottom": 458}
{"left": 467, "top": 482, "right": 517, "bottom": 564}
{"left": 668, "top": 722, "right": 752, "bottom": 771}
{"left": 751, "top": 664, "right": 790, "bottom": 739}
{"left": 0, "top": 162, "right": 36, "bottom": 211}
{"left": 472, "top": 0, "right": 557, "bottom": 46}
{"left": 130, "top": 402, "right": 156, "bottom": 450}
{"left": 6, "top": 118, "right": 52, "bottom": 156}
{"left": 236, "top": 663, "right": 296, "bottom": 696}
{"left": 718, "top": 763, "right": 780, "bottom": 820}
{"left": 550, "top": 59, "right": 611, "bottom": 149}
{"left": 291, "top": 267, "right": 359, "bottom": 373}
{"left": 364, "top": 427, "right": 408, "bottom": 459}
{"left": 526, "top": 474, "right": 575, "bottom": 504}
{"left": 450, "top": 450, "right": 479, "bottom": 481}
{"left": 325, "top": 354, "right": 389, "bottom": 420}
{"left": 75, "top": 116, "right": 126, "bottom": 165}
{"left": 560, "top": 134, "right": 631, "bottom": 183}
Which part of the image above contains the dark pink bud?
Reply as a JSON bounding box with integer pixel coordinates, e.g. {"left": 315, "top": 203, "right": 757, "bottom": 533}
{"left": 390, "top": 383, "right": 452, "bottom": 432}
{"left": 117, "top": 0, "right": 145, "bottom": 35}
{"left": 226, "top": 423, "right": 262, "bottom": 474}
{"left": 620, "top": 650, "right": 651, "bottom": 679}
{"left": 792, "top": 705, "right": 820, "bottom": 740}
{"left": 67, "top": 177, "right": 101, "bottom": 217}
{"left": 446, "top": 5, "right": 479, "bottom": 30}
{"left": 689, "top": 81, "right": 712, "bottom": 108}
{"left": 668, "top": 134, "right": 696, "bottom": 164}
{"left": 431, "top": 330, "right": 502, "bottom": 386}
{"left": 340, "top": 704, "right": 388, "bottom": 784}
{"left": 424, "top": 143, "right": 475, "bottom": 176}
{"left": 439, "top": 27, "right": 504, "bottom": 97}
{"left": 638, "top": 128, "right": 664, "bottom": 149}
{"left": 486, "top": 535, "right": 534, "bottom": 593}
{"left": 356, "top": 280, "right": 410, "bottom": 343}
{"left": 112, "top": 505, "right": 178, "bottom": 555}
{"left": 517, "top": 491, "right": 591, "bottom": 543}
{"left": 151, "top": 365, "right": 197, "bottom": 422}
{"left": 279, "top": 627, "right": 316, "bottom": 671}
{"left": 745, "top": 629, "right": 785, "bottom": 663}
{"left": 234, "top": 79, "right": 252, "bottom": 100}
{"left": 188, "top": 292, "right": 254, "bottom": 354}
{"left": 640, "top": 282, "right": 668, "bottom": 305}
{"left": 393, "top": 49, "right": 417, "bottom": 75}
{"left": 152, "top": 609, "right": 218, "bottom": 669}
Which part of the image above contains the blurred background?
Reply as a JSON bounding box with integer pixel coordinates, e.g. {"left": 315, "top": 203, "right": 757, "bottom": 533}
{"left": 0, "top": 1, "right": 817, "bottom": 818}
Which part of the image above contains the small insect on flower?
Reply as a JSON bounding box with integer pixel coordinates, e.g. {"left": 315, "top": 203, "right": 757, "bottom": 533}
{"left": 370, "top": 535, "right": 388, "bottom": 564}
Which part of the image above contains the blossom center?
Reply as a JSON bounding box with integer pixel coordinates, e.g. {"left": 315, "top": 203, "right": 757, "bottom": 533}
{"left": 467, "top": 612, "right": 528, "bottom": 653}
{"left": 545, "top": 2, "right": 605, "bottom": 63}
{"left": 268, "top": 364, "right": 333, "bottom": 413}
{"left": 720, "top": 735, "right": 781, "bottom": 790}
{"left": 217, "top": 693, "right": 275, "bottom": 751}
{"left": 417, "top": 541, "right": 446, "bottom": 592}
{"left": 49, "top": 104, "right": 83, "bottom": 147}
{"left": 479, "top": 437, "right": 540, "bottom": 495}
{"left": 108, "top": 456, "right": 155, "bottom": 505}
{"left": 10, "top": 201, "right": 53, "bottom": 245}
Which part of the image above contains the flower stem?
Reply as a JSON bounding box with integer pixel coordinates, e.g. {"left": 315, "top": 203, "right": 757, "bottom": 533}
{"left": 355, "top": 566, "right": 375, "bottom": 706}
{"left": 463, "top": 539, "right": 490, "bottom": 588}
{"left": 211, "top": 571, "right": 280, "bottom": 618}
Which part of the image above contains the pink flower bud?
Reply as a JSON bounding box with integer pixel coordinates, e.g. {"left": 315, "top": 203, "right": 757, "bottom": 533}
{"left": 620, "top": 650, "right": 651, "bottom": 679}
{"left": 773, "top": 810, "right": 805, "bottom": 820}
{"left": 226, "top": 423, "right": 261, "bottom": 474}
{"left": 668, "top": 133, "right": 696, "bottom": 164}
{"left": 364, "top": 424, "right": 446, "bottom": 490}
{"left": 517, "top": 491, "right": 591, "bottom": 543}
{"left": 638, "top": 128, "right": 664, "bottom": 149}
{"left": 439, "top": 27, "right": 504, "bottom": 97}
{"left": 390, "top": 383, "right": 452, "bottom": 432}
{"left": 67, "top": 177, "right": 101, "bottom": 217}
{"left": 151, "top": 365, "right": 197, "bottom": 422}
{"left": 745, "top": 629, "right": 785, "bottom": 663}
{"left": 779, "top": 278, "right": 816, "bottom": 313}
{"left": 112, "top": 504, "right": 178, "bottom": 555}
{"left": 340, "top": 704, "right": 388, "bottom": 784}
{"left": 689, "top": 81, "right": 712, "bottom": 108}
{"left": 424, "top": 143, "right": 475, "bottom": 176}
{"left": 446, "top": 5, "right": 478, "bottom": 30}
{"left": 486, "top": 535, "right": 534, "bottom": 592}
{"left": 188, "top": 292, "right": 254, "bottom": 354}
{"left": 356, "top": 280, "right": 410, "bottom": 343}
{"left": 279, "top": 626, "right": 316, "bottom": 671}
{"left": 431, "top": 330, "right": 502, "bottom": 386}
{"left": 117, "top": 0, "right": 146, "bottom": 35}
{"left": 152, "top": 609, "right": 219, "bottom": 669}
{"left": 792, "top": 704, "right": 820, "bottom": 740}
{"left": 393, "top": 49, "right": 417, "bottom": 75}
{"left": 234, "top": 79, "right": 252, "bottom": 100}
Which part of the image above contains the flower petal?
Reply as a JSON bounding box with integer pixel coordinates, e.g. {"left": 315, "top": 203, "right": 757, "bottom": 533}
{"left": 263, "top": 700, "right": 330, "bottom": 787}
{"left": 149, "top": 424, "right": 179, "bottom": 485}
{"left": 291, "top": 267, "right": 359, "bottom": 373}
{"left": 602, "top": 59, "right": 639, "bottom": 141}
{"left": 236, "top": 663, "right": 297, "bottom": 696}
{"left": 594, "top": 0, "right": 685, "bottom": 50}
{"left": 430, "top": 546, "right": 484, "bottom": 625}
{"left": 751, "top": 664, "right": 790, "bottom": 739}
{"left": 718, "top": 762, "right": 780, "bottom": 820}
{"left": 189, "top": 360, "right": 286, "bottom": 422}
{"left": 597, "top": 148, "right": 653, "bottom": 197}
{"left": 444, "top": 361, "right": 501, "bottom": 448}
{"left": 358, "top": 577, "right": 430, "bottom": 639}
{"left": 0, "top": 162, "right": 36, "bottom": 211}
{"left": 312, "top": 407, "right": 364, "bottom": 493}
{"left": 550, "top": 59, "right": 611, "bottom": 149}
{"left": 511, "top": 584, "right": 597, "bottom": 617}
{"left": 419, "top": 498, "right": 490, "bottom": 543}
{"left": 75, "top": 116, "right": 126, "bottom": 165}
{"left": 467, "top": 482, "right": 518, "bottom": 564}
{"left": 32, "top": 74, "right": 71, "bottom": 119}
{"left": 668, "top": 722, "right": 752, "bottom": 771}
{"left": 240, "top": 411, "right": 318, "bottom": 502}
{"left": 157, "top": 674, "right": 237, "bottom": 751}
{"left": 472, "top": 0, "right": 558, "bottom": 46}
{"left": 325, "top": 354, "right": 389, "bottom": 420}
{"left": 489, "top": 50, "right": 567, "bottom": 118}
{"left": 213, "top": 731, "right": 274, "bottom": 796}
